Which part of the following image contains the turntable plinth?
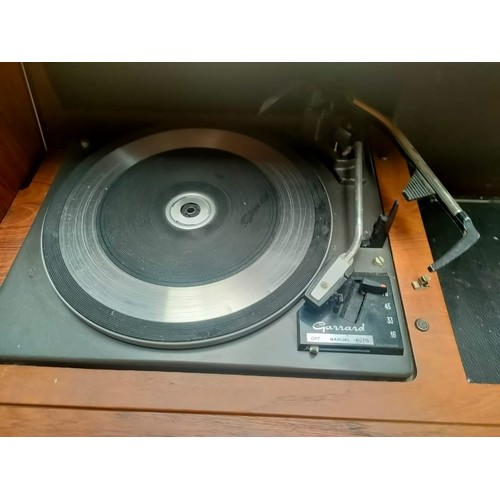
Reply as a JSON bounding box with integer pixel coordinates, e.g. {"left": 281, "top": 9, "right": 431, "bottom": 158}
{"left": 1, "top": 132, "right": 500, "bottom": 437}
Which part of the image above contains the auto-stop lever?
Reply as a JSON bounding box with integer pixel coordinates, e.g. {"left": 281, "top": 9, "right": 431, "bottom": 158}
{"left": 305, "top": 141, "right": 364, "bottom": 309}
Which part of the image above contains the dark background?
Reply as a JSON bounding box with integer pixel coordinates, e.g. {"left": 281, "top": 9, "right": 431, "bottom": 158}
{"left": 26, "top": 62, "right": 500, "bottom": 197}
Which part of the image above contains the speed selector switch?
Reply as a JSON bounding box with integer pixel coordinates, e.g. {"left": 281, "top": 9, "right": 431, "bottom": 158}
{"left": 340, "top": 277, "right": 388, "bottom": 324}
{"left": 359, "top": 278, "right": 387, "bottom": 295}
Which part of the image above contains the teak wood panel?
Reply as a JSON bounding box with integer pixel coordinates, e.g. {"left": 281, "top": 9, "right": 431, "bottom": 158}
{"left": 0, "top": 132, "right": 499, "bottom": 436}
{"left": 0, "top": 63, "right": 45, "bottom": 221}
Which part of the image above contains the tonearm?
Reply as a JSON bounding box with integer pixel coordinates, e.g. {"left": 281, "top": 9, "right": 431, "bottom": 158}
{"left": 259, "top": 81, "right": 480, "bottom": 307}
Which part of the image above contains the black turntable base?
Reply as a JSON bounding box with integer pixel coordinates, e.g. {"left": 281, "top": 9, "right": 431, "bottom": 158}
{"left": 0, "top": 128, "right": 415, "bottom": 380}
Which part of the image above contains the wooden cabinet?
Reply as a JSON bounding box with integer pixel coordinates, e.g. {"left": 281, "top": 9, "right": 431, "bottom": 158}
{"left": 1, "top": 63, "right": 500, "bottom": 435}
{"left": 0, "top": 63, "right": 44, "bottom": 221}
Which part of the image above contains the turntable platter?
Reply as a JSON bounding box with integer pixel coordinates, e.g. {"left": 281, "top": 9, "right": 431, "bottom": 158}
{"left": 42, "top": 129, "right": 331, "bottom": 347}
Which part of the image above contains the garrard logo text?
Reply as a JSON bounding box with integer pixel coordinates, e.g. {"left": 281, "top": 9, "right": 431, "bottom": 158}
{"left": 312, "top": 321, "right": 365, "bottom": 332}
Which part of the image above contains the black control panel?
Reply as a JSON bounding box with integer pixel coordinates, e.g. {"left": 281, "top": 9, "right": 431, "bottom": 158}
{"left": 298, "top": 273, "right": 404, "bottom": 355}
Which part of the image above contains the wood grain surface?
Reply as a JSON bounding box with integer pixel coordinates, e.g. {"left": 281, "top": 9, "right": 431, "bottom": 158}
{"left": 2, "top": 405, "right": 500, "bottom": 437}
{"left": 0, "top": 153, "right": 61, "bottom": 284}
{"left": 0, "top": 63, "right": 45, "bottom": 221}
{"left": 0, "top": 132, "right": 498, "bottom": 436}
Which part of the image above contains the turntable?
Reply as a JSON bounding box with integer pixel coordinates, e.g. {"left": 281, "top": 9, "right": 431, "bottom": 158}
{"left": 0, "top": 84, "right": 479, "bottom": 381}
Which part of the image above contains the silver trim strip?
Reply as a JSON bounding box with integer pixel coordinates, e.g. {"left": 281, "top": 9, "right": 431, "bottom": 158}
{"left": 20, "top": 62, "right": 47, "bottom": 152}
